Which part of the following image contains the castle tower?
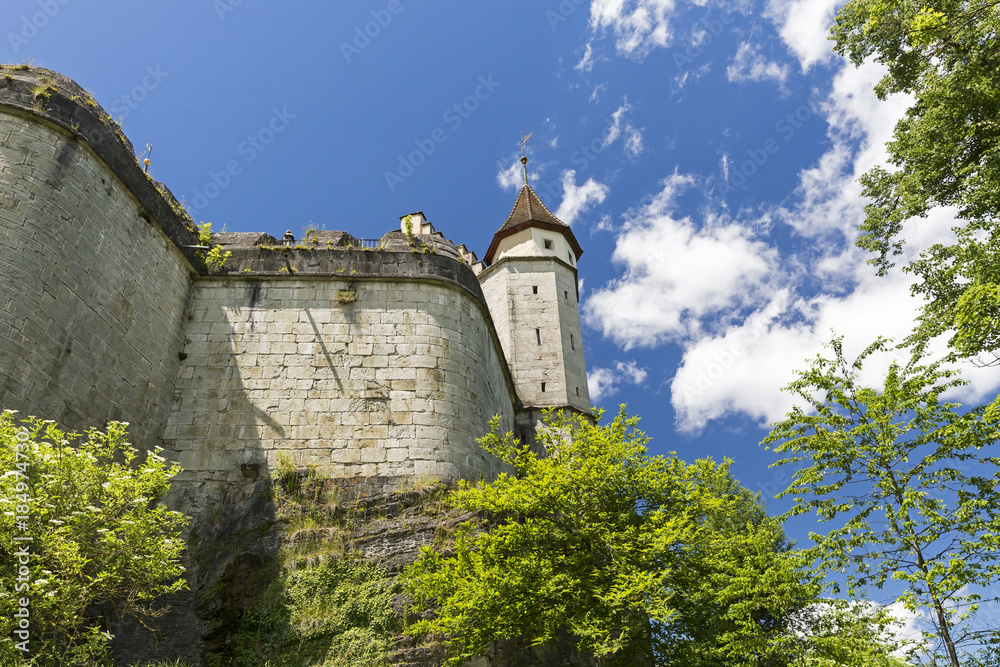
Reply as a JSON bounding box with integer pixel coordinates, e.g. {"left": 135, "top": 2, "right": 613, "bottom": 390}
{"left": 479, "top": 157, "right": 591, "bottom": 442}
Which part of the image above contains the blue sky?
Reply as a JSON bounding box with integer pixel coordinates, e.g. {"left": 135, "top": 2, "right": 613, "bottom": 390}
{"left": 5, "top": 0, "right": 998, "bottom": 570}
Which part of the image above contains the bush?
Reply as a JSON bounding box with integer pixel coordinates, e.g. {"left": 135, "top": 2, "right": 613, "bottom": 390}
{"left": 0, "top": 411, "right": 188, "bottom": 665}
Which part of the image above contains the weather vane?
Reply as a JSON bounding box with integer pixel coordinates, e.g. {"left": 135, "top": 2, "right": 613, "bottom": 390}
{"left": 519, "top": 131, "right": 532, "bottom": 185}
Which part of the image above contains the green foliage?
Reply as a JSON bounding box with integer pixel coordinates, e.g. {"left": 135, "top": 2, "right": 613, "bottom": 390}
{"left": 404, "top": 408, "right": 898, "bottom": 666}
{"left": 195, "top": 223, "right": 231, "bottom": 272}
{"left": 831, "top": 0, "right": 1000, "bottom": 359}
{"left": 197, "top": 222, "right": 213, "bottom": 247}
{"left": 210, "top": 461, "right": 398, "bottom": 666}
{"left": 221, "top": 559, "right": 399, "bottom": 667}
{"left": 0, "top": 411, "right": 189, "bottom": 666}
{"left": 30, "top": 83, "right": 55, "bottom": 101}
{"left": 763, "top": 336, "right": 1000, "bottom": 667}
{"left": 204, "top": 245, "right": 231, "bottom": 272}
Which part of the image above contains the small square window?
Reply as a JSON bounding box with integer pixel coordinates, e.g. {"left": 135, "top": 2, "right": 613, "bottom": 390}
{"left": 544, "top": 239, "right": 553, "bottom": 250}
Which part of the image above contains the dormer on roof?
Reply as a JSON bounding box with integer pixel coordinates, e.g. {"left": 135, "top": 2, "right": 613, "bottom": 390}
{"left": 484, "top": 157, "right": 583, "bottom": 266}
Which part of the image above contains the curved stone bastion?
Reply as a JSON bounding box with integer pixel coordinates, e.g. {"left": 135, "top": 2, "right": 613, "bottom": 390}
{"left": 0, "top": 67, "right": 517, "bottom": 496}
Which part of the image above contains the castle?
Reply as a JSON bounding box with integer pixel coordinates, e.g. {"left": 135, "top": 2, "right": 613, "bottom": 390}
{"left": 0, "top": 67, "right": 591, "bottom": 494}
{"left": 0, "top": 65, "right": 594, "bottom": 663}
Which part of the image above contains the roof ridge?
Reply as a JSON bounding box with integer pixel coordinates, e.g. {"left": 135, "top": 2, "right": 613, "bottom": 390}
{"left": 499, "top": 184, "right": 567, "bottom": 233}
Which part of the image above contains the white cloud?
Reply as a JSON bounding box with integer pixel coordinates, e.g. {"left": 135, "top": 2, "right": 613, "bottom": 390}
{"left": 776, "top": 60, "right": 910, "bottom": 241}
{"left": 588, "top": 360, "right": 649, "bottom": 401}
{"left": 589, "top": 82, "right": 609, "bottom": 103}
{"left": 594, "top": 214, "right": 615, "bottom": 233}
{"left": 603, "top": 99, "right": 645, "bottom": 157}
{"left": 589, "top": 0, "right": 679, "bottom": 59}
{"left": 588, "top": 367, "right": 619, "bottom": 402}
{"left": 555, "top": 170, "right": 609, "bottom": 225}
{"left": 587, "top": 0, "right": 753, "bottom": 60}
{"left": 603, "top": 101, "right": 630, "bottom": 147}
{"left": 497, "top": 160, "right": 523, "bottom": 191}
{"left": 624, "top": 127, "right": 644, "bottom": 158}
{"left": 727, "top": 42, "right": 790, "bottom": 91}
{"left": 576, "top": 42, "right": 596, "bottom": 72}
{"left": 669, "top": 272, "right": 926, "bottom": 432}
{"left": 765, "top": 0, "right": 840, "bottom": 71}
{"left": 664, "top": 57, "right": 1000, "bottom": 431}
{"left": 584, "top": 172, "right": 777, "bottom": 349}
{"left": 885, "top": 601, "right": 931, "bottom": 654}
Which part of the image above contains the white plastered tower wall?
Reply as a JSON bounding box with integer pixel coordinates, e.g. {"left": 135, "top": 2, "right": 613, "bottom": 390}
{"left": 479, "top": 178, "right": 591, "bottom": 442}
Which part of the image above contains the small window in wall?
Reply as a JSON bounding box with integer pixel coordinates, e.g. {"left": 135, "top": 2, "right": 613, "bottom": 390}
{"left": 532, "top": 285, "right": 538, "bottom": 294}
{"left": 535, "top": 328, "right": 541, "bottom": 345}
{"left": 576, "top": 387, "right": 580, "bottom": 397}
{"left": 570, "top": 334, "right": 575, "bottom": 350}
{"left": 568, "top": 252, "right": 573, "bottom": 263}
{"left": 544, "top": 239, "right": 553, "bottom": 250}
{"left": 564, "top": 290, "right": 569, "bottom": 300}
{"left": 541, "top": 382, "right": 547, "bottom": 393}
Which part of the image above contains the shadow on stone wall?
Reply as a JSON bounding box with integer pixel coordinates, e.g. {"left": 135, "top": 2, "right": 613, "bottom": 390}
{"left": 112, "top": 288, "right": 280, "bottom": 666}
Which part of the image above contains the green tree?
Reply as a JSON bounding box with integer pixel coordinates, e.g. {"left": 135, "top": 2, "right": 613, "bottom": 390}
{"left": 405, "top": 408, "right": 901, "bottom": 666}
{"left": 831, "top": 1, "right": 1000, "bottom": 360}
{"left": 763, "top": 337, "right": 1000, "bottom": 667}
{"left": 0, "top": 411, "right": 189, "bottom": 666}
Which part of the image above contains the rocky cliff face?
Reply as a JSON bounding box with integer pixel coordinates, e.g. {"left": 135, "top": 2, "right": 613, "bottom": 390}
{"left": 112, "top": 469, "right": 594, "bottom": 667}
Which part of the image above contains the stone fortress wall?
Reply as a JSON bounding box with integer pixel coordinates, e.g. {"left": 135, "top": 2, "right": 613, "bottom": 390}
{"left": 0, "top": 79, "right": 195, "bottom": 452}
{"left": 0, "top": 67, "right": 520, "bottom": 495}
{"left": 167, "top": 271, "right": 515, "bottom": 494}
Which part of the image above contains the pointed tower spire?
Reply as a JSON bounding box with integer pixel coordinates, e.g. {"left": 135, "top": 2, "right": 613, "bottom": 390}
{"left": 484, "top": 184, "right": 583, "bottom": 265}
{"left": 477, "top": 163, "right": 592, "bottom": 431}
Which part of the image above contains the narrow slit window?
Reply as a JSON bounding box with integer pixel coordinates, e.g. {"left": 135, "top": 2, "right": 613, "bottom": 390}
{"left": 541, "top": 382, "right": 547, "bottom": 393}
{"left": 532, "top": 285, "right": 538, "bottom": 294}
{"left": 570, "top": 334, "right": 575, "bottom": 350}
{"left": 564, "top": 290, "right": 568, "bottom": 300}
{"left": 576, "top": 387, "right": 580, "bottom": 397}
{"left": 568, "top": 252, "right": 573, "bottom": 262}
{"left": 535, "top": 328, "right": 541, "bottom": 345}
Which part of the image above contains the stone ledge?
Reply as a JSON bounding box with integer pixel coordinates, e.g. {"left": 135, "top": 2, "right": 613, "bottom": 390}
{"left": 209, "top": 247, "right": 489, "bottom": 304}
{"left": 0, "top": 66, "right": 201, "bottom": 268}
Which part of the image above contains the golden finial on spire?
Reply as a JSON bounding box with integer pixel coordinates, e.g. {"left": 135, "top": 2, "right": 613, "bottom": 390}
{"left": 519, "top": 131, "right": 532, "bottom": 186}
